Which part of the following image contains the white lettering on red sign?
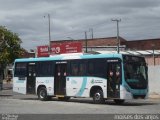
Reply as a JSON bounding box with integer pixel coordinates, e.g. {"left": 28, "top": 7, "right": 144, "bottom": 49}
{"left": 40, "top": 47, "right": 48, "bottom": 52}
{"left": 55, "top": 47, "right": 60, "bottom": 53}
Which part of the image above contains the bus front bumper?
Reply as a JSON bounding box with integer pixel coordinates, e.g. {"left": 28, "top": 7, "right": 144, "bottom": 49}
{"left": 120, "top": 86, "right": 148, "bottom": 100}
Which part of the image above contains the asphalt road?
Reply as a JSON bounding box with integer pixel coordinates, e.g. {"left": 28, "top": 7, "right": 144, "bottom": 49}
{"left": 1, "top": 82, "right": 160, "bottom": 120}
{"left": 1, "top": 88, "right": 160, "bottom": 120}
{"left": 0, "top": 89, "right": 160, "bottom": 114}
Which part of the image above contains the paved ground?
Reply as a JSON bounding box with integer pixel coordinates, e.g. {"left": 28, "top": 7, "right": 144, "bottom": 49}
{"left": 1, "top": 84, "right": 160, "bottom": 120}
{"left": 0, "top": 89, "right": 160, "bottom": 114}
{"left": 0, "top": 83, "right": 160, "bottom": 115}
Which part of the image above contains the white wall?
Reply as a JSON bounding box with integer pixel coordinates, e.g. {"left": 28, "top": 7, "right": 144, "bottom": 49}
{"left": 148, "top": 65, "right": 160, "bottom": 94}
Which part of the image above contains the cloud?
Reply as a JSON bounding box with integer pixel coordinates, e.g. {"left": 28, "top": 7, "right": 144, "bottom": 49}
{"left": 0, "top": 0, "right": 160, "bottom": 50}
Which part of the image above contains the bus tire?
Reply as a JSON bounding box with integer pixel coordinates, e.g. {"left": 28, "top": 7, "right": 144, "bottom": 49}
{"left": 114, "top": 99, "right": 125, "bottom": 104}
{"left": 38, "top": 87, "right": 48, "bottom": 101}
{"left": 58, "top": 97, "right": 70, "bottom": 101}
{"left": 93, "top": 90, "right": 105, "bottom": 104}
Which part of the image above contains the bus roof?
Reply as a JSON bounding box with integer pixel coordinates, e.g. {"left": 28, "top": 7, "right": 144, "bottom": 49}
{"left": 14, "top": 53, "right": 125, "bottom": 63}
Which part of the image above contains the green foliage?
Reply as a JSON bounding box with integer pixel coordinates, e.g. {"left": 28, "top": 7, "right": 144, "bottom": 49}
{"left": 0, "top": 26, "right": 24, "bottom": 65}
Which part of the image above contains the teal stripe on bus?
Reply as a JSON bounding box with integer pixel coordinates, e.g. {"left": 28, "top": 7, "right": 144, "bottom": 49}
{"left": 76, "top": 77, "right": 87, "bottom": 96}
{"left": 16, "top": 80, "right": 25, "bottom": 83}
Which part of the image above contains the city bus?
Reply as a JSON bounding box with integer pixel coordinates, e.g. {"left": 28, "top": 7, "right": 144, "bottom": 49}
{"left": 13, "top": 53, "right": 148, "bottom": 104}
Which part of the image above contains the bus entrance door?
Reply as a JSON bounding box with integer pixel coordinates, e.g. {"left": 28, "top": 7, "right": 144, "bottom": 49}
{"left": 54, "top": 63, "right": 67, "bottom": 95}
{"left": 107, "top": 60, "right": 121, "bottom": 99}
{"left": 27, "top": 63, "right": 36, "bottom": 94}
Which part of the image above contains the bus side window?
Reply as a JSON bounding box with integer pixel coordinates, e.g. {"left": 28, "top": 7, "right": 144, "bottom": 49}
{"left": 14, "top": 63, "right": 27, "bottom": 77}
{"left": 79, "top": 63, "right": 86, "bottom": 76}
{"left": 70, "top": 60, "right": 87, "bottom": 76}
{"left": 71, "top": 63, "right": 78, "bottom": 76}
{"left": 36, "top": 61, "right": 54, "bottom": 77}
{"left": 87, "top": 59, "right": 106, "bottom": 77}
{"left": 88, "top": 62, "right": 94, "bottom": 76}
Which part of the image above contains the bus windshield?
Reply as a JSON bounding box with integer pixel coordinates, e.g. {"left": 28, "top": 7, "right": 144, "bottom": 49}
{"left": 123, "top": 55, "right": 148, "bottom": 89}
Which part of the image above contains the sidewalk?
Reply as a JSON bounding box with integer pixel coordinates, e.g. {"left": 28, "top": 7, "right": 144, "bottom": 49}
{"left": 149, "top": 92, "right": 160, "bottom": 99}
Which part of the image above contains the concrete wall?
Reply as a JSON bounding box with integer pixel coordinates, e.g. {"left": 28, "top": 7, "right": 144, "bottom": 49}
{"left": 148, "top": 65, "right": 160, "bottom": 94}
{"left": 145, "top": 56, "right": 160, "bottom": 65}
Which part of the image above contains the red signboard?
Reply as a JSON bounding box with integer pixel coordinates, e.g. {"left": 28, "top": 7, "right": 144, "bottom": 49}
{"left": 37, "top": 42, "right": 82, "bottom": 57}
{"left": 37, "top": 45, "right": 49, "bottom": 57}
{"left": 50, "top": 42, "right": 82, "bottom": 55}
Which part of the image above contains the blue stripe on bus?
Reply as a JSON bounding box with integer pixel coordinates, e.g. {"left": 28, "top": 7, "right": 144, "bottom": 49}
{"left": 76, "top": 77, "right": 87, "bottom": 96}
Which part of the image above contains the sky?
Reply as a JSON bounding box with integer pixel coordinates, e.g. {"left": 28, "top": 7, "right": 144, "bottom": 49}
{"left": 0, "top": 0, "right": 160, "bottom": 51}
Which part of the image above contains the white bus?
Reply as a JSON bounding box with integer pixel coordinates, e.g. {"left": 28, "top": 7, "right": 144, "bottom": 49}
{"left": 13, "top": 53, "right": 148, "bottom": 104}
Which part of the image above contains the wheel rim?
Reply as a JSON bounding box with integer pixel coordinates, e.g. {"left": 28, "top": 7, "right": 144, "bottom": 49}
{"left": 40, "top": 90, "right": 45, "bottom": 98}
{"left": 95, "top": 93, "right": 101, "bottom": 101}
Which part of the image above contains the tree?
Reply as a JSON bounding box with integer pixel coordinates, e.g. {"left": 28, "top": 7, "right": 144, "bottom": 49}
{"left": 0, "top": 26, "right": 25, "bottom": 81}
{"left": 0, "top": 26, "right": 24, "bottom": 82}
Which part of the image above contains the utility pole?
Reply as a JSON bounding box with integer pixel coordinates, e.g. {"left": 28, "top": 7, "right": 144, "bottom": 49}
{"left": 152, "top": 44, "right": 155, "bottom": 66}
{"left": 85, "top": 31, "right": 88, "bottom": 53}
{"left": 44, "top": 14, "right": 51, "bottom": 55}
{"left": 111, "top": 19, "right": 121, "bottom": 53}
{"left": 48, "top": 14, "right": 51, "bottom": 55}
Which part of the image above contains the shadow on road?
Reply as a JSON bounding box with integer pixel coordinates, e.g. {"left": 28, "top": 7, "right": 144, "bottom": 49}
{"left": 0, "top": 94, "right": 12, "bottom": 97}
{"left": 105, "top": 101, "right": 159, "bottom": 106}
{"left": 15, "top": 96, "right": 159, "bottom": 106}
{"left": 68, "top": 99, "right": 159, "bottom": 106}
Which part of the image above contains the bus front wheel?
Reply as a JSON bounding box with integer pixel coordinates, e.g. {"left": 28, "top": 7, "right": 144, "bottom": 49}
{"left": 38, "top": 87, "right": 48, "bottom": 101}
{"left": 93, "top": 90, "right": 105, "bottom": 104}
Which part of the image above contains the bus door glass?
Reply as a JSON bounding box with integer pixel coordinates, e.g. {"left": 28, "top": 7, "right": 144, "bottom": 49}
{"left": 27, "top": 63, "right": 36, "bottom": 94}
{"left": 54, "top": 62, "right": 67, "bottom": 95}
{"left": 107, "top": 59, "right": 121, "bottom": 98}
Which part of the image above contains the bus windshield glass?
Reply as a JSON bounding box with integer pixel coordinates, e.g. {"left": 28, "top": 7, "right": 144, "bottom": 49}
{"left": 123, "top": 55, "right": 148, "bottom": 89}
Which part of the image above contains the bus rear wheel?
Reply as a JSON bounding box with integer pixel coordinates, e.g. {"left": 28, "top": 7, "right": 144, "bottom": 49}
{"left": 93, "top": 90, "right": 105, "bottom": 104}
{"left": 114, "top": 99, "right": 125, "bottom": 104}
{"left": 38, "top": 87, "right": 48, "bottom": 101}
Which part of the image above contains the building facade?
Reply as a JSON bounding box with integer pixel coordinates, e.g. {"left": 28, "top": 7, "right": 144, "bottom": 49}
{"left": 124, "top": 38, "right": 160, "bottom": 50}
{"left": 50, "top": 37, "right": 160, "bottom": 65}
